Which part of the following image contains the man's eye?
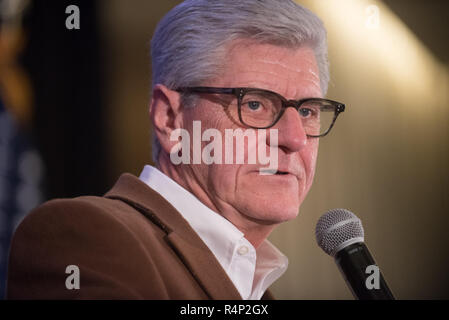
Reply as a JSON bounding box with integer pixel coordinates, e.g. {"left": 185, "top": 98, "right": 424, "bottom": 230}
{"left": 299, "top": 108, "right": 313, "bottom": 118}
{"left": 246, "top": 101, "right": 262, "bottom": 111}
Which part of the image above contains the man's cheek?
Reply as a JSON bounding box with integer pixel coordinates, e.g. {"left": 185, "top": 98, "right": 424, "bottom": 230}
{"left": 307, "top": 141, "right": 319, "bottom": 165}
{"left": 210, "top": 165, "right": 237, "bottom": 195}
{"left": 300, "top": 145, "right": 318, "bottom": 182}
{"left": 308, "top": 147, "right": 319, "bottom": 184}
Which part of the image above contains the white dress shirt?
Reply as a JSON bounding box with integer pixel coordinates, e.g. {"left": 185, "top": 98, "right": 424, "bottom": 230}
{"left": 139, "top": 165, "right": 288, "bottom": 300}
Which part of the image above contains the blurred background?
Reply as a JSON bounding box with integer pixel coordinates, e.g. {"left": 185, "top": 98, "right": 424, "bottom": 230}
{"left": 0, "top": 0, "right": 448, "bottom": 299}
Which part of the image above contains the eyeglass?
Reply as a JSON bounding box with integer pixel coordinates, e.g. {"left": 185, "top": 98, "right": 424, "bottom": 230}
{"left": 176, "top": 87, "right": 345, "bottom": 137}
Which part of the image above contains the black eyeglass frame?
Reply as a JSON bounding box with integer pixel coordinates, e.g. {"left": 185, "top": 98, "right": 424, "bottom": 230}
{"left": 176, "top": 86, "right": 345, "bottom": 138}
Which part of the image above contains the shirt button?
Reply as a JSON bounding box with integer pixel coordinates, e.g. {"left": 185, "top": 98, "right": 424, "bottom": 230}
{"left": 237, "top": 245, "right": 249, "bottom": 255}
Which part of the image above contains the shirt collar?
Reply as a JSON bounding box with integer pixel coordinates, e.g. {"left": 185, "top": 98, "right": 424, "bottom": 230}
{"left": 139, "top": 165, "right": 288, "bottom": 299}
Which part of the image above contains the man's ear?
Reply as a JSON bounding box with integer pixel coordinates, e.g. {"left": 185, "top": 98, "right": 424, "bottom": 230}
{"left": 149, "top": 84, "right": 184, "bottom": 155}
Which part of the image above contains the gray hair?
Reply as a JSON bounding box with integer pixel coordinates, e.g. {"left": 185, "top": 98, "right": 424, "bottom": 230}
{"left": 150, "top": 0, "right": 330, "bottom": 164}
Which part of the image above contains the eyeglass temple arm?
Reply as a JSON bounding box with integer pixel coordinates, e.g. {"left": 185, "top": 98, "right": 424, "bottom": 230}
{"left": 177, "top": 87, "right": 236, "bottom": 95}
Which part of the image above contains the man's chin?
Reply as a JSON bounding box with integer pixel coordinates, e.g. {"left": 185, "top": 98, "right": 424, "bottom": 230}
{"left": 241, "top": 203, "right": 300, "bottom": 225}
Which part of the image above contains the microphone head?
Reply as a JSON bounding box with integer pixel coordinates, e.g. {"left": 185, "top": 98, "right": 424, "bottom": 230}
{"left": 315, "top": 208, "right": 365, "bottom": 257}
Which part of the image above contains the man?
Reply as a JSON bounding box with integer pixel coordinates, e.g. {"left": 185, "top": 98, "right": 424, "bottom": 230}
{"left": 6, "top": 0, "right": 345, "bottom": 299}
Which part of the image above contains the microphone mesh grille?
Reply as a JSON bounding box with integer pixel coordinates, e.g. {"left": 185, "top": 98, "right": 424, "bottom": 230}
{"left": 315, "top": 208, "right": 364, "bottom": 256}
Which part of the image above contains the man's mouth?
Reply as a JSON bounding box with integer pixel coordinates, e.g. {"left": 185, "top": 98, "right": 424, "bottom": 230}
{"left": 257, "top": 168, "right": 299, "bottom": 177}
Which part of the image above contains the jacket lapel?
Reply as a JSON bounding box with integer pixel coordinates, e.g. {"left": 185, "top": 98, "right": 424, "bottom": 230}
{"left": 165, "top": 232, "right": 242, "bottom": 299}
{"left": 105, "top": 173, "right": 242, "bottom": 300}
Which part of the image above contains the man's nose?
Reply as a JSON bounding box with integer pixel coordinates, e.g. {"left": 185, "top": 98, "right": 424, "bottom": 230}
{"left": 267, "top": 108, "right": 307, "bottom": 153}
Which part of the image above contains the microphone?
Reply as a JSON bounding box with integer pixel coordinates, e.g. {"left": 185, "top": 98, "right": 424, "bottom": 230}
{"left": 315, "top": 208, "right": 395, "bottom": 300}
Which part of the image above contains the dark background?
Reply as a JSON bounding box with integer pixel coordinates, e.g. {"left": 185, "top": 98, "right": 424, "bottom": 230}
{"left": 22, "top": 1, "right": 107, "bottom": 199}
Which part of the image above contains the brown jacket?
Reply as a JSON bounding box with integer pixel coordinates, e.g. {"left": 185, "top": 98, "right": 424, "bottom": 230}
{"left": 6, "top": 173, "right": 274, "bottom": 299}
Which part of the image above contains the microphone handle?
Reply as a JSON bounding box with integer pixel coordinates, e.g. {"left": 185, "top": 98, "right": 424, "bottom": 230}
{"left": 335, "top": 242, "right": 395, "bottom": 300}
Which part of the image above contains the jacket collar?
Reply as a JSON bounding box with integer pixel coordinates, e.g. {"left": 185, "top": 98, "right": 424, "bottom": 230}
{"left": 104, "top": 173, "right": 242, "bottom": 300}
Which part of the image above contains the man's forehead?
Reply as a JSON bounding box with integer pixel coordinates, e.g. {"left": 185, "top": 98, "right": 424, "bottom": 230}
{"left": 226, "top": 39, "right": 315, "bottom": 61}
{"left": 218, "top": 41, "right": 321, "bottom": 98}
